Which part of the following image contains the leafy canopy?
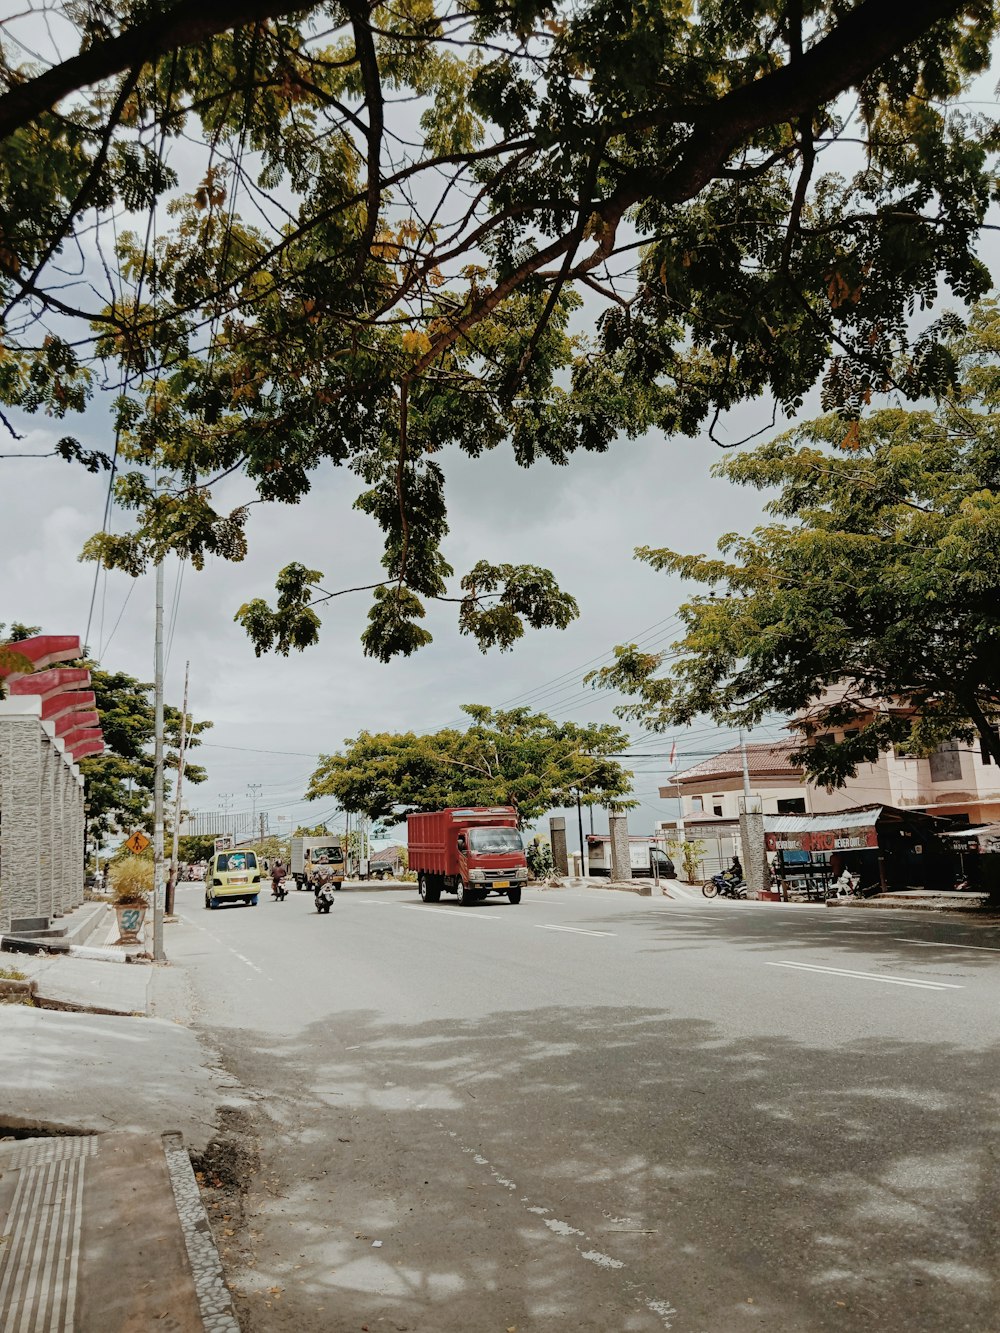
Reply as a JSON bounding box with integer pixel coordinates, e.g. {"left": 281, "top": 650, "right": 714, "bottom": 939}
{"left": 81, "top": 662, "right": 212, "bottom": 845}
{"left": 1, "top": 2, "right": 998, "bottom": 657}
{"left": 590, "top": 299, "right": 1000, "bottom": 783}
{"left": 306, "top": 703, "right": 635, "bottom": 823}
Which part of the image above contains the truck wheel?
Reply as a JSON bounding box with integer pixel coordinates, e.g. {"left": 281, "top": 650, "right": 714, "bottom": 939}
{"left": 456, "top": 878, "right": 474, "bottom": 906}
{"left": 507, "top": 887, "right": 522, "bottom": 904}
{"left": 419, "top": 873, "right": 441, "bottom": 904}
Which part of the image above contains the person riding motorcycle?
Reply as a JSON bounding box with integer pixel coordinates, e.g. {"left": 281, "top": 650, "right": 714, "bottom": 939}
{"left": 271, "top": 860, "right": 287, "bottom": 899}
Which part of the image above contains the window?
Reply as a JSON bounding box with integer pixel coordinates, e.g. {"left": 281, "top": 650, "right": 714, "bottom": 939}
{"left": 310, "top": 846, "right": 343, "bottom": 863}
{"left": 690, "top": 796, "right": 704, "bottom": 812}
{"left": 713, "top": 805, "right": 723, "bottom": 817}
{"left": 776, "top": 798, "right": 806, "bottom": 815}
{"left": 469, "top": 828, "right": 523, "bottom": 853}
{"left": 929, "top": 741, "right": 962, "bottom": 783}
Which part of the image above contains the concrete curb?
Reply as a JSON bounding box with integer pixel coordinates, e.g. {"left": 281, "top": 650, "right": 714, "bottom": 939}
{"left": 826, "top": 897, "right": 992, "bottom": 913}
{"left": 0, "top": 934, "right": 140, "bottom": 962}
{"left": 0, "top": 977, "right": 37, "bottom": 998}
{"left": 162, "top": 1132, "right": 241, "bottom": 1331}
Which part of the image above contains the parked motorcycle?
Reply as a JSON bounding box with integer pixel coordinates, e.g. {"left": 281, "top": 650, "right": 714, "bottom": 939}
{"left": 826, "top": 869, "right": 880, "bottom": 900}
{"left": 315, "top": 882, "right": 336, "bottom": 913}
{"left": 702, "top": 870, "right": 748, "bottom": 899}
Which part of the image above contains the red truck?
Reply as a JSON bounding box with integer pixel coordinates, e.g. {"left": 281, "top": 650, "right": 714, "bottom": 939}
{"left": 407, "top": 807, "right": 528, "bottom": 905}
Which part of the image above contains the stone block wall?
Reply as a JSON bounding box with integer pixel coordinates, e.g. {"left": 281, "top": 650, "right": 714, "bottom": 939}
{"left": 0, "top": 702, "right": 85, "bottom": 932}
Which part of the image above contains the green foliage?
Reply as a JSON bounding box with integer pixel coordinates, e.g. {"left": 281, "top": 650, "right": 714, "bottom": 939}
{"left": 666, "top": 838, "right": 707, "bottom": 883}
{"left": 80, "top": 663, "right": 212, "bottom": 846}
{"left": 593, "top": 300, "right": 1000, "bottom": 783}
{"left": 307, "top": 704, "right": 635, "bottom": 824}
{"left": 525, "top": 837, "right": 554, "bottom": 880}
{"left": 3, "top": 3, "right": 998, "bottom": 658}
{"left": 177, "top": 834, "right": 217, "bottom": 863}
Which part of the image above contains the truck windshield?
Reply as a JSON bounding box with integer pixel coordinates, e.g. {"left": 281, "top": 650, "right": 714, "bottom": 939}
{"left": 468, "top": 828, "right": 522, "bottom": 854}
{"left": 311, "top": 846, "right": 343, "bottom": 863}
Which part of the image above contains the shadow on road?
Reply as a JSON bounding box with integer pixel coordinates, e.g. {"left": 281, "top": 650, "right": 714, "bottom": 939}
{"left": 627, "top": 904, "right": 1000, "bottom": 974}
{"left": 213, "top": 998, "right": 999, "bottom": 1332}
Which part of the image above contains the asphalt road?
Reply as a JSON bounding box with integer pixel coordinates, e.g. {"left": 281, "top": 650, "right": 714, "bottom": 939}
{"left": 163, "top": 881, "right": 1000, "bottom": 1333}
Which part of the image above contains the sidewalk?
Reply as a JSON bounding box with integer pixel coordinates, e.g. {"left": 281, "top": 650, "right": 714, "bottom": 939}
{"left": 0, "top": 1131, "right": 239, "bottom": 1331}
{"left": 0, "top": 903, "right": 241, "bottom": 1329}
{"left": 4, "top": 901, "right": 152, "bottom": 1015}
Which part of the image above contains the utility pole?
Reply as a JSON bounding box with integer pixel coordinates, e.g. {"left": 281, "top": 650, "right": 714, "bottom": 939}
{"left": 248, "top": 783, "right": 262, "bottom": 836}
{"left": 152, "top": 561, "right": 165, "bottom": 962}
{"left": 737, "top": 727, "right": 767, "bottom": 899}
{"left": 575, "top": 789, "right": 588, "bottom": 878}
{"left": 166, "top": 659, "right": 190, "bottom": 916}
{"left": 220, "top": 792, "right": 233, "bottom": 840}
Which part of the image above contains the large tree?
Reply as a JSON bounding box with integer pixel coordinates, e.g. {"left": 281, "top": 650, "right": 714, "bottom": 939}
{"left": 1, "top": 2, "right": 997, "bottom": 658}
{"left": 306, "top": 704, "right": 634, "bottom": 823}
{"left": 591, "top": 299, "right": 1000, "bottom": 782}
{"left": 82, "top": 664, "right": 212, "bottom": 847}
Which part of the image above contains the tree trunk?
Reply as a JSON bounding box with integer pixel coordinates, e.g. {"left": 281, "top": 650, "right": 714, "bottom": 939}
{"left": 965, "top": 696, "right": 1000, "bottom": 769}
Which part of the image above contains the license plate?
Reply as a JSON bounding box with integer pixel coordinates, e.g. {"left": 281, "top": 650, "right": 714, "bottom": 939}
{"left": 230, "top": 876, "right": 248, "bottom": 884}
{"left": 493, "top": 880, "right": 510, "bottom": 889}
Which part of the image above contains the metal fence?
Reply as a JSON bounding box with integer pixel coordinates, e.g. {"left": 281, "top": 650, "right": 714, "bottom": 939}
{"left": 180, "top": 811, "right": 270, "bottom": 839}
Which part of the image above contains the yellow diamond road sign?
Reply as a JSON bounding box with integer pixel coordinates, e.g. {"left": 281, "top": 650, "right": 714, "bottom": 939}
{"left": 123, "top": 831, "right": 150, "bottom": 855}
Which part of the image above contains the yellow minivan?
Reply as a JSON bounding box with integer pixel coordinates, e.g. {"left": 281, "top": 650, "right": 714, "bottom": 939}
{"left": 205, "top": 850, "right": 262, "bottom": 909}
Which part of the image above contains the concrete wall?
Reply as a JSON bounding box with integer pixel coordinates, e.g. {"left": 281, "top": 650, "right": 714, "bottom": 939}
{"left": 0, "top": 699, "right": 85, "bottom": 932}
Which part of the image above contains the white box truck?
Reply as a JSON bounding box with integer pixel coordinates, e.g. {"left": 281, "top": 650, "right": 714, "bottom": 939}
{"left": 290, "top": 835, "right": 346, "bottom": 891}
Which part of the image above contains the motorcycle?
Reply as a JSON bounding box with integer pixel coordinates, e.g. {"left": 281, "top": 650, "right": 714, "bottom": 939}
{"left": 271, "top": 876, "right": 288, "bottom": 901}
{"left": 826, "top": 869, "right": 880, "bottom": 900}
{"left": 702, "top": 870, "right": 747, "bottom": 899}
{"left": 315, "top": 882, "right": 336, "bottom": 913}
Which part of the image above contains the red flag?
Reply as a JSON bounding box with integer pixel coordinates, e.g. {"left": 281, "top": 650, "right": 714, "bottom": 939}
{"left": 669, "top": 740, "right": 677, "bottom": 766}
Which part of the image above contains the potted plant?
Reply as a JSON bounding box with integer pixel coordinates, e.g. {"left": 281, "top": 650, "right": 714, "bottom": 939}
{"left": 108, "top": 857, "right": 153, "bottom": 943}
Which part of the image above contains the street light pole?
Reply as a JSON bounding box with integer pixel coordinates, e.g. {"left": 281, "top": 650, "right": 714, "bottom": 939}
{"left": 166, "top": 659, "right": 190, "bottom": 916}
{"left": 152, "top": 561, "right": 165, "bottom": 962}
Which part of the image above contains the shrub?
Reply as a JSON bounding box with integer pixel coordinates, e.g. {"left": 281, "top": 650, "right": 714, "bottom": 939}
{"left": 526, "top": 838, "right": 554, "bottom": 880}
{"left": 108, "top": 857, "right": 153, "bottom": 904}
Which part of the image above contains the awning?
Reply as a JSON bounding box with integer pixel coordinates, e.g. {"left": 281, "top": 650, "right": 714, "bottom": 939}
{"left": 764, "top": 808, "right": 882, "bottom": 853}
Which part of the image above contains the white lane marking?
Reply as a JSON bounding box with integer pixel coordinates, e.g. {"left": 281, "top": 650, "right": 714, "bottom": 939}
{"left": 894, "top": 938, "right": 1000, "bottom": 953}
{"left": 535, "top": 923, "right": 616, "bottom": 938}
{"left": 827, "top": 929, "right": 892, "bottom": 935}
{"left": 767, "top": 960, "right": 963, "bottom": 990}
{"left": 442, "top": 1130, "right": 677, "bottom": 1327}
{"left": 180, "top": 914, "right": 276, "bottom": 981}
{"left": 398, "top": 905, "right": 500, "bottom": 920}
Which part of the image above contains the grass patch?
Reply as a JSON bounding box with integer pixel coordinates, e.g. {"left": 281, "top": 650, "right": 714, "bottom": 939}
{"left": 0, "top": 965, "right": 27, "bottom": 982}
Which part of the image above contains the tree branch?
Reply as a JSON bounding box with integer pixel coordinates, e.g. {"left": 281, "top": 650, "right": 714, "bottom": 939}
{"left": 0, "top": 0, "right": 312, "bottom": 142}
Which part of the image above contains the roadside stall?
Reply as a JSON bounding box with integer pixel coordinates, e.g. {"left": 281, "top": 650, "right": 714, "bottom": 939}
{"left": 764, "top": 806, "right": 952, "bottom": 899}
{"left": 941, "top": 823, "right": 1000, "bottom": 893}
